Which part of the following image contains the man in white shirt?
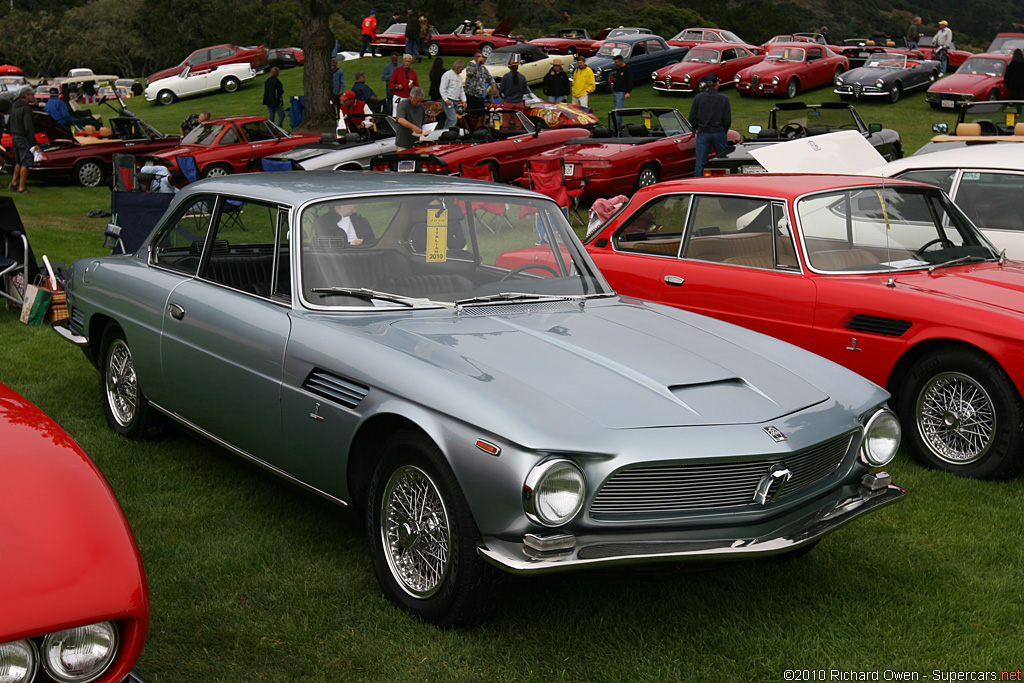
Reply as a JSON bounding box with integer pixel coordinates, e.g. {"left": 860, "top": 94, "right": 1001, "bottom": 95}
{"left": 933, "top": 20, "right": 953, "bottom": 75}
{"left": 439, "top": 59, "right": 467, "bottom": 130}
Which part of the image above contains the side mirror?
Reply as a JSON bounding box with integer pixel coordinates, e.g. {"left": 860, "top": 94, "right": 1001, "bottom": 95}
{"left": 932, "top": 122, "right": 949, "bottom": 134}
{"left": 748, "top": 124, "right": 763, "bottom": 134}
{"left": 868, "top": 123, "right": 882, "bottom": 133}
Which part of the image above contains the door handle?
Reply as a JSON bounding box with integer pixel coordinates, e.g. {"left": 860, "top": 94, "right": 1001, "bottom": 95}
{"left": 663, "top": 275, "right": 685, "bottom": 286}
{"left": 168, "top": 303, "right": 185, "bottom": 320}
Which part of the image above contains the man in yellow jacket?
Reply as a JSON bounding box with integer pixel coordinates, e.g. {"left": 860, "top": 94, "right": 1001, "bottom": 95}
{"left": 571, "top": 56, "right": 596, "bottom": 108}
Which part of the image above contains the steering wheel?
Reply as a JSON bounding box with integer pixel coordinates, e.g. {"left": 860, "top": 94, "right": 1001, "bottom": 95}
{"left": 779, "top": 123, "right": 807, "bottom": 139}
{"left": 500, "top": 263, "right": 559, "bottom": 281}
{"left": 914, "top": 238, "right": 945, "bottom": 258}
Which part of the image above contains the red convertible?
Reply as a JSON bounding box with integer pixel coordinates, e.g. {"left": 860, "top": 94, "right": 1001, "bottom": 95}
{"left": 527, "top": 107, "right": 741, "bottom": 197}
{"left": 925, "top": 53, "right": 1011, "bottom": 108}
{"left": 653, "top": 43, "right": 763, "bottom": 94}
{"left": 425, "top": 19, "right": 522, "bottom": 57}
{"left": 1, "top": 381, "right": 149, "bottom": 683}
{"left": 735, "top": 42, "right": 849, "bottom": 98}
{"left": 585, "top": 173, "right": 1024, "bottom": 480}
{"left": 151, "top": 115, "right": 320, "bottom": 178}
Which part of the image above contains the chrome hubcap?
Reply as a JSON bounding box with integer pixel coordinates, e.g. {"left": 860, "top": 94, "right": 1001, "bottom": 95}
{"left": 917, "top": 372, "right": 995, "bottom": 464}
{"left": 106, "top": 340, "right": 138, "bottom": 427}
{"left": 80, "top": 164, "right": 102, "bottom": 186}
{"left": 381, "top": 465, "right": 451, "bottom": 597}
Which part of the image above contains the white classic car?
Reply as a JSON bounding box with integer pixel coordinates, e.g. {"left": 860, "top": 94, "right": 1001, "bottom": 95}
{"left": 145, "top": 62, "right": 256, "bottom": 105}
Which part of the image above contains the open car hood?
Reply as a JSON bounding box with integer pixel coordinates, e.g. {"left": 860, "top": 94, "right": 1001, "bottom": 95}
{"left": 751, "top": 130, "right": 886, "bottom": 174}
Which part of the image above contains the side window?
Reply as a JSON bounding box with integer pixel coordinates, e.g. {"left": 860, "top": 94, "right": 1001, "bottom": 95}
{"left": 808, "top": 48, "right": 822, "bottom": 60}
{"left": 954, "top": 171, "right": 1024, "bottom": 232}
{"left": 210, "top": 47, "right": 234, "bottom": 60}
{"left": 273, "top": 207, "right": 291, "bottom": 300}
{"left": 188, "top": 50, "right": 209, "bottom": 65}
{"left": 614, "top": 194, "right": 691, "bottom": 256}
{"left": 682, "top": 195, "right": 782, "bottom": 269}
{"left": 895, "top": 168, "right": 955, "bottom": 194}
{"left": 219, "top": 127, "right": 240, "bottom": 145}
{"left": 647, "top": 40, "right": 664, "bottom": 53}
{"left": 149, "top": 194, "right": 216, "bottom": 275}
{"left": 242, "top": 121, "right": 273, "bottom": 142}
{"left": 197, "top": 197, "right": 284, "bottom": 297}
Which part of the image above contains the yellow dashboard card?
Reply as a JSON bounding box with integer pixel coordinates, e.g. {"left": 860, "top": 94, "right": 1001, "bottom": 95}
{"left": 426, "top": 210, "right": 448, "bottom": 262}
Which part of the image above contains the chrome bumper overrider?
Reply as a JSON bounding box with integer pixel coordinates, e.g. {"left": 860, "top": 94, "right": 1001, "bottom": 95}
{"left": 478, "top": 482, "right": 905, "bottom": 574}
{"left": 52, "top": 319, "right": 88, "bottom": 346}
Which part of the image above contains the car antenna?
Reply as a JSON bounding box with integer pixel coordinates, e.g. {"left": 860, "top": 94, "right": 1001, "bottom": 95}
{"left": 877, "top": 181, "right": 896, "bottom": 287}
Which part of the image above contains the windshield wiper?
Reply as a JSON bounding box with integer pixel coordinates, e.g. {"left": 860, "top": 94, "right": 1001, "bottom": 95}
{"left": 928, "top": 255, "right": 989, "bottom": 273}
{"left": 311, "top": 287, "right": 418, "bottom": 306}
{"left": 454, "top": 292, "right": 567, "bottom": 306}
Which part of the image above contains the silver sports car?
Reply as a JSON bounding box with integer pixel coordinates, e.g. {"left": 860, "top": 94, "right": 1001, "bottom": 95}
{"left": 56, "top": 172, "right": 904, "bottom": 626}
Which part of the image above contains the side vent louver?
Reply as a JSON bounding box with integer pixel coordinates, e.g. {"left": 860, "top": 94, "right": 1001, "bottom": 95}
{"left": 302, "top": 370, "right": 369, "bottom": 409}
{"left": 843, "top": 314, "right": 912, "bottom": 337}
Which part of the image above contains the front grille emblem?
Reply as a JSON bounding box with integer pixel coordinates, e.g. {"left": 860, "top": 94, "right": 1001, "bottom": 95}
{"left": 753, "top": 464, "right": 792, "bottom": 504}
{"left": 764, "top": 425, "right": 787, "bottom": 442}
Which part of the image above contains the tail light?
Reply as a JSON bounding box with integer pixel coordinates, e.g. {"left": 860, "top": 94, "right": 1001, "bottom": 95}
{"left": 702, "top": 168, "right": 728, "bottom": 176}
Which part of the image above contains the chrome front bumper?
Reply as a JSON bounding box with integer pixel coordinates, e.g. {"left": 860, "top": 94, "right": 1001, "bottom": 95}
{"left": 478, "top": 482, "right": 905, "bottom": 575}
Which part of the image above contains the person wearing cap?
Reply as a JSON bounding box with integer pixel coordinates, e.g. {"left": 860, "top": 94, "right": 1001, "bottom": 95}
{"left": 934, "top": 20, "right": 953, "bottom": 75}
{"left": 339, "top": 90, "right": 374, "bottom": 132}
{"left": 44, "top": 87, "right": 74, "bottom": 130}
{"left": 440, "top": 59, "right": 467, "bottom": 129}
{"left": 8, "top": 86, "right": 36, "bottom": 193}
{"left": 499, "top": 59, "right": 528, "bottom": 129}
{"left": 352, "top": 71, "right": 384, "bottom": 112}
{"left": 609, "top": 53, "right": 634, "bottom": 126}
{"left": 360, "top": 10, "right": 378, "bottom": 58}
{"left": 263, "top": 66, "right": 286, "bottom": 127}
{"left": 571, "top": 55, "right": 596, "bottom": 108}
{"left": 688, "top": 72, "right": 731, "bottom": 178}
{"left": 543, "top": 58, "right": 570, "bottom": 103}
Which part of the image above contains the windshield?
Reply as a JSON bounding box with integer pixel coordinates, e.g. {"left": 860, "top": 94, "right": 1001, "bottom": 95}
{"left": 597, "top": 42, "right": 631, "bottom": 57}
{"left": 797, "top": 186, "right": 997, "bottom": 272}
{"left": 961, "top": 102, "right": 1024, "bottom": 132}
{"left": 485, "top": 53, "right": 517, "bottom": 66}
{"left": 958, "top": 58, "right": 1006, "bottom": 77}
{"left": 720, "top": 31, "right": 743, "bottom": 43}
{"left": 865, "top": 54, "right": 907, "bottom": 69}
{"left": 684, "top": 48, "right": 720, "bottom": 64}
{"left": 182, "top": 123, "right": 226, "bottom": 145}
{"left": 612, "top": 109, "right": 692, "bottom": 136}
{"left": 299, "top": 193, "right": 610, "bottom": 308}
{"left": 987, "top": 36, "right": 1024, "bottom": 54}
{"left": 766, "top": 47, "right": 805, "bottom": 62}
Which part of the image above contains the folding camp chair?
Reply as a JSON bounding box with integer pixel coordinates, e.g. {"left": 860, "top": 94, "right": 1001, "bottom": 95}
{"left": 459, "top": 164, "right": 514, "bottom": 233}
{"left": 0, "top": 197, "right": 41, "bottom": 307}
{"left": 520, "top": 158, "right": 587, "bottom": 228}
{"left": 176, "top": 155, "right": 245, "bottom": 230}
{"left": 260, "top": 158, "right": 295, "bottom": 172}
{"left": 111, "top": 153, "right": 138, "bottom": 192}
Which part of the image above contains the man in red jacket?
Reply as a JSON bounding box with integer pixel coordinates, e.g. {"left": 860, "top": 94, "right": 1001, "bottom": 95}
{"left": 360, "top": 11, "right": 378, "bottom": 58}
{"left": 388, "top": 53, "right": 419, "bottom": 114}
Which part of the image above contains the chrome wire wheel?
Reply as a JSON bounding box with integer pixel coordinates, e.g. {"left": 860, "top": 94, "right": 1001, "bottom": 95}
{"left": 105, "top": 338, "right": 138, "bottom": 428}
{"left": 380, "top": 464, "right": 452, "bottom": 598}
{"left": 916, "top": 371, "right": 996, "bottom": 465}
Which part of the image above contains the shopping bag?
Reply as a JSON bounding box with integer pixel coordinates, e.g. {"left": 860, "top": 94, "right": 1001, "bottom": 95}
{"left": 19, "top": 283, "right": 52, "bottom": 325}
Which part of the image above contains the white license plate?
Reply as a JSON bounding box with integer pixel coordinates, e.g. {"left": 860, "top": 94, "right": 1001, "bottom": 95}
{"left": 741, "top": 165, "right": 768, "bottom": 174}
{"left": 564, "top": 163, "right": 575, "bottom": 176}
{"left": 941, "top": 100, "right": 955, "bottom": 108}
{"left": 859, "top": 51, "right": 870, "bottom": 58}
{"left": 397, "top": 160, "right": 416, "bottom": 172}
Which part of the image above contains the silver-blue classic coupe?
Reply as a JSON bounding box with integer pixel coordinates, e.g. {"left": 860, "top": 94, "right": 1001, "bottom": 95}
{"left": 56, "top": 172, "right": 904, "bottom": 626}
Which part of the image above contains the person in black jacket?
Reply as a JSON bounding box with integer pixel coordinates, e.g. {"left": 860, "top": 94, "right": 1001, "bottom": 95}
{"left": 609, "top": 54, "right": 634, "bottom": 126}
{"left": 314, "top": 203, "right": 375, "bottom": 245}
{"left": 263, "top": 67, "right": 285, "bottom": 127}
{"left": 8, "top": 87, "right": 36, "bottom": 193}
{"left": 542, "top": 58, "right": 570, "bottom": 102}
{"left": 688, "top": 72, "right": 731, "bottom": 177}
{"left": 1005, "top": 49, "right": 1024, "bottom": 100}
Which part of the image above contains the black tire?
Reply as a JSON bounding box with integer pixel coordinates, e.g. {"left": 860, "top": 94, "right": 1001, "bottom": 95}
{"left": 695, "top": 77, "right": 709, "bottom": 93}
{"left": 221, "top": 76, "right": 241, "bottom": 93}
{"left": 832, "top": 66, "right": 844, "bottom": 85}
{"left": 366, "top": 431, "right": 504, "bottom": 627}
{"left": 427, "top": 41, "right": 441, "bottom": 57}
{"left": 987, "top": 88, "right": 1000, "bottom": 101}
{"left": 74, "top": 159, "right": 106, "bottom": 187}
{"left": 784, "top": 77, "right": 799, "bottom": 99}
{"left": 888, "top": 83, "right": 902, "bottom": 103}
{"left": 839, "top": 94, "right": 855, "bottom": 102}
{"left": 157, "top": 89, "right": 176, "bottom": 105}
{"left": 480, "top": 43, "right": 494, "bottom": 57}
{"left": 635, "top": 164, "right": 659, "bottom": 191}
{"left": 897, "top": 347, "right": 1024, "bottom": 480}
{"left": 99, "top": 325, "right": 157, "bottom": 439}
{"left": 200, "top": 163, "right": 232, "bottom": 179}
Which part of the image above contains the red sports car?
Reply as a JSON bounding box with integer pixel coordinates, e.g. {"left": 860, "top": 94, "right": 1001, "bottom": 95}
{"left": 653, "top": 43, "right": 764, "bottom": 94}
{"left": 370, "top": 119, "right": 584, "bottom": 182}
{"left": 370, "top": 22, "right": 439, "bottom": 55}
{"left": 585, "top": 173, "right": 1024, "bottom": 480}
{"left": 916, "top": 35, "right": 972, "bottom": 70}
{"left": 529, "top": 28, "right": 605, "bottom": 57}
{"left": 147, "top": 43, "right": 268, "bottom": 83}
{"left": 735, "top": 42, "right": 849, "bottom": 98}
{"left": 925, "top": 53, "right": 1011, "bottom": 108}
{"left": 527, "top": 107, "right": 741, "bottom": 197}
{"left": 1, "top": 381, "right": 149, "bottom": 683}
{"left": 426, "top": 19, "right": 522, "bottom": 57}
{"left": 151, "top": 115, "right": 320, "bottom": 178}
{"left": 666, "top": 27, "right": 753, "bottom": 51}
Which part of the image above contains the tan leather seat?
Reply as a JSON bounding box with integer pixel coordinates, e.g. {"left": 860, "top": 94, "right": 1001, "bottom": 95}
{"left": 810, "top": 249, "right": 879, "bottom": 270}
{"left": 956, "top": 123, "right": 982, "bottom": 136}
{"left": 1014, "top": 123, "right": 1024, "bottom": 136}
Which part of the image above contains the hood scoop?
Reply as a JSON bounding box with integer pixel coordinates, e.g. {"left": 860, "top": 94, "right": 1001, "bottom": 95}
{"left": 669, "top": 377, "right": 784, "bottom": 424}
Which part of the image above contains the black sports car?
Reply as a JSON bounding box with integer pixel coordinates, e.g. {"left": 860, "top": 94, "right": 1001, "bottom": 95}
{"left": 834, "top": 52, "right": 941, "bottom": 103}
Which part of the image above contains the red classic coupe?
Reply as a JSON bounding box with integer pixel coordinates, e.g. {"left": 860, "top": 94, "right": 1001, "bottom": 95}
{"left": 529, "top": 28, "right": 605, "bottom": 57}
{"left": 526, "top": 107, "right": 741, "bottom": 197}
{"left": 735, "top": 42, "right": 849, "bottom": 98}
{"left": 666, "top": 27, "right": 753, "bottom": 51}
{"left": 585, "top": 173, "right": 1024, "bottom": 480}
{"left": 1, "top": 382, "right": 149, "bottom": 683}
{"left": 925, "top": 53, "right": 1011, "bottom": 108}
{"left": 147, "top": 43, "right": 268, "bottom": 83}
{"left": 150, "top": 115, "right": 320, "bottom": 178}
{"left": 425, "top": 19, "right": 522, "bottom": 57}
{"left": 653, "top": 43, "right": 764, "bottom": 94}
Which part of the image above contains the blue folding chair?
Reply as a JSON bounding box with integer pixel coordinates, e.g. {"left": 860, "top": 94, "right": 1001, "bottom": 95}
{"left": 261, "top": 158, "right": 295, "bottom": 172}
{"left": 175, "top": 155, "right": 199, "bottom": 184}
{"left": 176, "top": 155, "right": 245, "bottom": 230}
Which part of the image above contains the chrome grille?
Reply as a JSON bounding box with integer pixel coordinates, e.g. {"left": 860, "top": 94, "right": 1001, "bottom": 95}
{"left": 751, "top": 74, "right": 759, "bottom": 88}
{"left": 852, "top": 84, "right": 863, "bottom": 97}
{"left": 590, "top": 433, "right": 854, "bottom": 516}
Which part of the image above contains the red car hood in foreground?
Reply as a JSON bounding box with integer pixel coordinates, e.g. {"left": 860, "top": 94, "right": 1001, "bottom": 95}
{"left": 0, "top": 383, "right": 148, "bottom": 662}
{"left": 892, "top": 261, "right": 1024, "bottom": 309}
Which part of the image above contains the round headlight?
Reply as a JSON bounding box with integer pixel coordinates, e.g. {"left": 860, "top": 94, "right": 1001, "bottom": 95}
{"left": 875, "top": 79, "right": 884, "bottom": 88}
{"left": 771, "top": 76, "right": 780, "bottom": 85}
{"left": 42, "top": 622, "right": 118, "bottom": 683}
{"left": 651, "top": 70, "right": 659, "bottom": 79}
{"left": 861, "top": 409, "right": 901, "bottom": 466}
{"left": 683, "top": 74, "right": 691, "bottom": 83}
{"left": 837, "top": 76, "right": 844, "bottom": 84}
{"left": 523, "top": 459, "right": 586, "bottom": 526}
{"left": 0, "top": 640, "right": 38, "bottom": 683}
{"left": 733, "top": 74, "right": 741, "bottom": 83}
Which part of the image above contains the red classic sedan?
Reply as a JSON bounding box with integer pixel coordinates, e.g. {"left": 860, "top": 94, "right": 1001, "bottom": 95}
{"left": 1, "top": 381, "right": 149, "bottom": 683}
{"left": 147, "top": 43, "right": 268, "bottom": 83}
{"left": 585, "top": 173, "right": 1024, "bottom": 480}
{"left": 925, "top": 53, "right": 1011, "bottom": 109}
{"left": 653, "top": 43, "right": 764, "bottom": 94}
{"left": 425, "top": 19, "right": 522, "bottom": 57}
{"left": 527, "top": 107, "right": 741, "bottom": 197}
{"left": 735, "top": 42, "right": 849, "bottom": 98}
{"left": 151, "top": 115, "right": 320, "bottom": 178}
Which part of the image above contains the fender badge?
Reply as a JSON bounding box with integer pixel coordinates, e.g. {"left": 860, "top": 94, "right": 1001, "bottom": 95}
{"left": 310, "top": 403, "right": 324, "bottom": 421}
{"left": 763, "top": 426, "right": 787, "bottom": 442}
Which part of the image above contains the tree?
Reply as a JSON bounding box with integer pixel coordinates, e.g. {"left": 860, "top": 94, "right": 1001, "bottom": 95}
{"left": 295, "top": 0, "right": 335, "bottom": 132}
{"left": 63, "top": 0, "right": 150, "bottom": 76}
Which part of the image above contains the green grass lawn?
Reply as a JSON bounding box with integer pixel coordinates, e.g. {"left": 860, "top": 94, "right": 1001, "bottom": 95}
{"left": 3, "top": 63, "right": 1022, "bottom": 682}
